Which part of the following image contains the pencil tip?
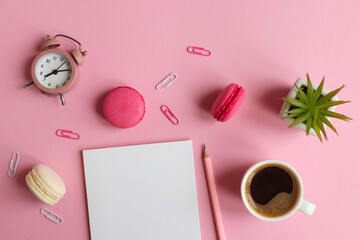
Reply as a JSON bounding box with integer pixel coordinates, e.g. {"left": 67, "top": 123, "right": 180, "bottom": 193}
{"left": 202, "top": 144, "right": 209, "bottom": 158}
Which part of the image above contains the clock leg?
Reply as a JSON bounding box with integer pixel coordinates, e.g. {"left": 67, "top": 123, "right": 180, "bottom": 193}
{"left": 59, "top": 92, "right": 66, "bottom": 105}
{"left": 23, "top": 82, "right": 34, "bottom": 88}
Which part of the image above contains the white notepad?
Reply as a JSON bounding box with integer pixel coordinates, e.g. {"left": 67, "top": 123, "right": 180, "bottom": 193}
{"left": 82, "top": 140, "right": 201, "bottom": 240}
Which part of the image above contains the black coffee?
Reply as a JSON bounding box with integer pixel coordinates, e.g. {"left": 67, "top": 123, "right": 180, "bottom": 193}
{"left": 245, "top": 164, "right": 299, "bottom": 218}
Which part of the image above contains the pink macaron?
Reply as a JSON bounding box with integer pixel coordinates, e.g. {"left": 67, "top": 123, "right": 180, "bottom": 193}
{"left": 103, "top": 86, "right": 145, "bottom": 128}
{"left": 211, "top": 83, "right": 245, "bottom": 122}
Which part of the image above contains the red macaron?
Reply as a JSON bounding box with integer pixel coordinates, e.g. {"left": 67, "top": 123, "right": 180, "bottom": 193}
{"left": 211, "top": 83, "right": 245, "bottom": 122}
{"left": 103, "top": 86, "right": 145, "bottom": 128}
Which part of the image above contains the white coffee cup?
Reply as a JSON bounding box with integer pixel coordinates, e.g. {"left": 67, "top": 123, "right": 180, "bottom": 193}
{"left": 240, "top": 160, "right": 316, "bottom": 222}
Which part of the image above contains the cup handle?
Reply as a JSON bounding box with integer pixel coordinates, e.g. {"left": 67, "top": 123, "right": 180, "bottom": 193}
{"left": 298, "top": 198, "right": 316, "bottom": 215}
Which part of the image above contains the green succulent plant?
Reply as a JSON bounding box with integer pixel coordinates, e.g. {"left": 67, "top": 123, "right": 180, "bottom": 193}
{"left": 281, "top": 74, "right": 352, "bottom": 142}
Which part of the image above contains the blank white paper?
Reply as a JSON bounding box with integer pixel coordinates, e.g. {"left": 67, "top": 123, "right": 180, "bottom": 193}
{"left": 82, "top": 140, "right": 201, "bottom": 240}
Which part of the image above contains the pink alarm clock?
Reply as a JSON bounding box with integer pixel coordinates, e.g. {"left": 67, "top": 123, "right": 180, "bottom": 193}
{"left": 24, "top": 34, "right": 87, "bottom": 105}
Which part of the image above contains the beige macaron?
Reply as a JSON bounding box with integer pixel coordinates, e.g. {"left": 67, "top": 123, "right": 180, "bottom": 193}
{"left": 25, "top": 164, "right": 66, "bottom": 205}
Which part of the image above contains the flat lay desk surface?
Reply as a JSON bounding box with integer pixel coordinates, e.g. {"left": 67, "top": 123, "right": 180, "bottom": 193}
{"left": 1, "top": 1, "right": 360, "bottom": 239}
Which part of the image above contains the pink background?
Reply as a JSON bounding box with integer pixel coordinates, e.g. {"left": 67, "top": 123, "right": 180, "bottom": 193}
{"left": 1, "top": 0, "right": 360, "bottom": 239}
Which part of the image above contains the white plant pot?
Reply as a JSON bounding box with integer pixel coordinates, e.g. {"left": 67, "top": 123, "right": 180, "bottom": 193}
{"left": 280, "top": 78, "right": 338, "bottom": 136}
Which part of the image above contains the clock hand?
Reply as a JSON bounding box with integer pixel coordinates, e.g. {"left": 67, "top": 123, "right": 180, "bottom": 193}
{"left": 43, "top": 62, "right": 68, "bottom": 79}
{"left": 44, "top": 70, "right": 56, "bottom": 78}
{"left": 56, "top": 61, "right": 66, "bottom": 70}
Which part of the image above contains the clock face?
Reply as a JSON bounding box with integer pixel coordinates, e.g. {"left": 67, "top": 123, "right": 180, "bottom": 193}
{"left": 35, "top": 52, "right": 73, "bottom": 89}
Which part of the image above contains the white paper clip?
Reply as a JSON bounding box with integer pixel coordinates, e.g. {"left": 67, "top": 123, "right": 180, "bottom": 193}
{"left": 40, "top": 208, "right": 63, "bottom": 224}
{"left": 155, "top": 73, "right": 177, "bottom": 91}
{"left": 8, "top": 152, "right": 19, "bottom": 177}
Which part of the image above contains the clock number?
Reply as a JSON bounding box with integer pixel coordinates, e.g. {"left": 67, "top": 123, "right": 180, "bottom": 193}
{"left": 48, "top": 83, "right": 51, "bottom": 87}
{"left": 40, "top": 71, "right": 43, "bottom": 75}
{"left": 62, "top": 82, "right": 66, "bottom": 86}
{"left": 46, "top": 59, "right": 50, "bottom": 63}
{"left": 56, "top": 84, "right": 59, "bottom": 88}
{"left": 41, "top": 64, "right": 44, "bottom": 68}
{"left": 66, "top": 62, "right": 69, "bottom": 66}
{"left": 53, "top": 56, "right": 57, "bottom": 60}
{"left": 60, "top": 57, "right": 64, "bottom": 62}
{"left": 67, "top": 77, "right": 70, "bottom": 80}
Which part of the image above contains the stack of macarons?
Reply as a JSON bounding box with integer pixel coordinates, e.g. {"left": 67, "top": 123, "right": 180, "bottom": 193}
{"left": 211, "top": 83, "right": 245, "bottom": 122}
{"left": 26, "top": 164, "right": 66, "bottom": 205}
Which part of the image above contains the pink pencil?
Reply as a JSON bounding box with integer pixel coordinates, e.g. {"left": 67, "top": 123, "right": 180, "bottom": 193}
{"left": 202, "top": 144, "right": 226, "bottom": 240}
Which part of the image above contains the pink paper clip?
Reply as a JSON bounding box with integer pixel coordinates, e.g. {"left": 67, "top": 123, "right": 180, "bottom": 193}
{"left": 187, "top": 46, "right": 211, "bottom": 56}
{"left": 160, "top": 105, "right": 179, "bottom": 125}
{"left": 56, "top": 129, "right": 80, "bottom": 140}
